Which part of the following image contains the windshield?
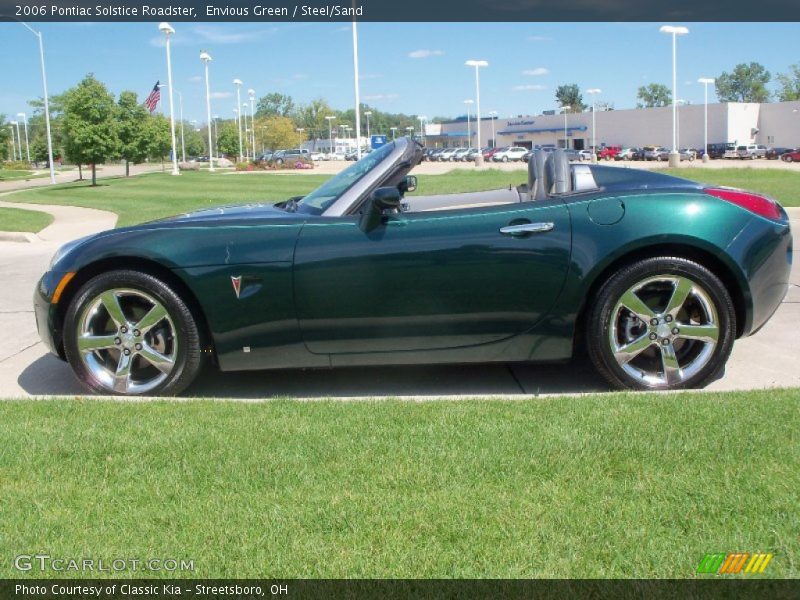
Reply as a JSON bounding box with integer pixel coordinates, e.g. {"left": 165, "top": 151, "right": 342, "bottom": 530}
{"left": 295, "top": 142, "right": 396, "bottom": 215}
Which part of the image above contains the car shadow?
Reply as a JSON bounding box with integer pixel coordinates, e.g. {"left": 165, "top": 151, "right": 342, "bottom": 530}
{"left": 17, "top": 353, "right": 609, "bottom": 399}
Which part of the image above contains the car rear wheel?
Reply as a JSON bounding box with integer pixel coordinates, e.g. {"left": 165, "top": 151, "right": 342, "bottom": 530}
{"left": 587, "top": 257, "right": 735, "bottom": 390}
{"left": 63, "top": 270, "right": 202, "bottom": 396}
{"left": 786, "top": 156, "right": 794, "bottom": 163}
{"left": 502, "top": 156, "right": 508, "bottom": 162}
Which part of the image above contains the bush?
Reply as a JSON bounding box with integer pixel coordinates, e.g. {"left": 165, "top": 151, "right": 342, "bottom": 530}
{"left": 2, "top": 160, "right": 32, "bottom": 170}
{"left": 235, "top": 159, "right": 314, "bottom": 172}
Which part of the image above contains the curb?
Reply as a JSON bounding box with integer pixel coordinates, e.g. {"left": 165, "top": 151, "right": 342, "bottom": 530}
{"left": 0, "top": 231, "right": 40, "bottom": 243}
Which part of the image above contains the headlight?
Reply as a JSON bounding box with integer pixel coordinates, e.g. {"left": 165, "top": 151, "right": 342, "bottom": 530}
{"left": 48, "top": 236, "right": 90, "bottom": 270}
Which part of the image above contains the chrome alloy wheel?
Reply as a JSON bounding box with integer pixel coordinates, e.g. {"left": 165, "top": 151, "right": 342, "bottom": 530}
{"left": 609, "top": 275, "right": 720, "bottom": 388}
{"left": 76, "top": 288, "right": 178, "bottom": 394}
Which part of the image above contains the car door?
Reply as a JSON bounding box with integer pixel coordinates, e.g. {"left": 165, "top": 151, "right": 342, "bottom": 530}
{"left": 292, "top": 198, "right": 572, "bottom": 355}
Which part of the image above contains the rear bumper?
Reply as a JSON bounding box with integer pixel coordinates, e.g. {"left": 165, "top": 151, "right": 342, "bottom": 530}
{"left": 727, "top": 213, "right": 793, "bottom": 336}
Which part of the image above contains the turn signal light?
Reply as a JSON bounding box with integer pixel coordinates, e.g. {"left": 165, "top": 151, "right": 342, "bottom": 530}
{"left": 705, "top": 187, "right": 782, "bottom": 221}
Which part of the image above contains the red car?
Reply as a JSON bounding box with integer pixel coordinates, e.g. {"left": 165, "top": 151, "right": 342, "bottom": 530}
{"left": 482, "top": 147, "right": 501, "bottom": 160}
{"left": 597, "top": 145, "right": 622, "bottom": 161}
{"left": 781, "top": 149, "right": 800, "bottom": 163}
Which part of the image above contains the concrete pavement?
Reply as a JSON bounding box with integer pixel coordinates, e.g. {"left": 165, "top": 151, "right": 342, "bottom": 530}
{"left": 0, "top": 192, "right": 797, "bottom": 399}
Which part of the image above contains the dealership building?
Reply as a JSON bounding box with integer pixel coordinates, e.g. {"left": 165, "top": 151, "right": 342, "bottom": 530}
{"left": 422, "top": 100, "right": 800, "bottom": 151}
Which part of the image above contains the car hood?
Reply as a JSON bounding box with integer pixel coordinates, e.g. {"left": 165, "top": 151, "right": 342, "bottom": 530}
{"left": 151, "top": 202, "right": 301, "bottom": 224}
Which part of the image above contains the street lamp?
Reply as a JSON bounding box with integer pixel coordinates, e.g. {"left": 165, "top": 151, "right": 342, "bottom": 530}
{"left": 463, "top": 99, "right": 474, "bottom": 148}
{"left": 390, "top": 126, "right": 398, "bottom": 139}
{"left": 698, "top": 77, "right": 715, "bottom": 163}
{"left": 351, "top": 20, "right": 362, "bottom": 160}
{"left": 242, "top": 102, "right": 252, "bottom": 160}
{"left": 233, "top": 78, "right": 243, "bottom": 161}
{"left": 466, "top": 59, "right": 488, "bottom": 163}
{"left": 660, "top": 25, "right": 689, "bottom": 167}
{"left": 325, "top": 115, "right": 336, "bottom": 155}
{"left": 418, "top": 115, "right": 426, "bottom": 147}
{"left": 17, "top": 112, "right": 30, "bottom": 163}
{"left": 200, "top": 51, "right": 215, "bottom": 171}
{"left": 12, "top": 119, "right": 22, "bottom": 161}
{"left": 488, "top": 110, "right": 498, "bottom": 148}
{"left": 248, "top": 88, "right": 256, "bottom": 159}
{"left": 17, "top": 22, "right": 55, "bottom": 183}
{"left": 559, "top": 105, "right": 571, "bottom": 149}
{"left": 177, "top": 91, "right": 186, "bottom": 163}
{"left": 676, "top": 98, "right": 686, "bottom": 150}
{"left": 586, "top": 89, "right": 601, "bottom": 163}
{"left": 158, "top": 22, "right": 180, "bottom": 176}
{"left": 405, "top": 126, "right": 414, "bottom": 137}
{"left": 212, "top": 115, "right": 219, "bottom": 161}
{"left": 9, "top": 122, "right": 18, "bottom": 160}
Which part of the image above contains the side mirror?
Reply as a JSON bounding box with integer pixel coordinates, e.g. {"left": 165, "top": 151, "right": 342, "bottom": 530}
{"left": 359, "top": 186, "right": 401, "bottom": 232}
{"left": 402, "top": 175, "right": 417, "bottom": 193}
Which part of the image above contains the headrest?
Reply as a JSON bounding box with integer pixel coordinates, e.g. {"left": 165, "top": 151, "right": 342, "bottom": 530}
{"left": 550, "top": 149, "right": 572, "bottom": 194}
{"left": 530, "top": 149, "right": 548, "bottom": 201}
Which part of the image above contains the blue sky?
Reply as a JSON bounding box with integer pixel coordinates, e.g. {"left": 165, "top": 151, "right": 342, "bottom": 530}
{"left": 1, "top": 22, "right": 798, "bottom": 125}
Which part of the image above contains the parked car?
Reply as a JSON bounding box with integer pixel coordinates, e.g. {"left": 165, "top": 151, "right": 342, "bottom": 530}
{"left": 492, "top": 146, "right": 529, "bottom": 162}
{"left": 644, "top": 146, "right": 668, "bottom": 161}
{"left": 462, "top": 148, "right": 481, "bottom": 162}
{"left": 37, "top": 140, "right": 792, "bottom": 396}
{"left": 438, "top": 148, "right": 460, "bottom": 162}
{"left": 482, "top": 147, "right": 502, "bottom": 161}
{"left": 453, "top": 148, "right": 472, "bottom": 161}
{"left": 723, "top": 143, "right": 741, "bottom": 159}
{"left": 781, "top": 149, "right": 800, "bottom": 162}
{"left": 309, "top": 152, "right": 325, "bottom": 161}
{"left": 597, "top": 145, "right": 622, "bottom": 161}
{"left": 630, "top": 148, "right": 647, "bottom": 161}
{"left": 615, "top": 148, "right": 638, "bottom": 161}
{"left": 253, "top": 152, "right": 273, "bottom": 164}
{"left": 766, "top": 147, "right": 792, "bottom": 160}
{"left": 737, "top": 144, "right": 767, "bottom": 160}
{"left": 564, "top": 149, "right": 581, "bottom": 162}
{"left": 271, "top": 149, "right": 308, "bottom": 165}
{"left": 704, "top": 143, "right": 729, "bottom": 159}
{"left": 578, "top": 149, "right": 594, "bottom": 161}
{"left": 679, "top": 148, "right": 696, "bottom": 161}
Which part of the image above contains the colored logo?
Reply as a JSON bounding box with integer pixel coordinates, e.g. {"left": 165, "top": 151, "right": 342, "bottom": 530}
{"left": 231, "top": 276, "right": 242, "bottom": 299}
{"left": 696, "top": 552, "right": 773, "bottom": 575}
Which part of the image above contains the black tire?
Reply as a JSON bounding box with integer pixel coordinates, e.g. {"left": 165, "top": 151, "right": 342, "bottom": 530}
{"left": 63, "top": 270, "right": 202, "bottom": 396}
{"left": 276, "top": 158, "right": 284, "bottom": 165}
{"left": 586, "top": 257, "right": 736, "bottom": 390}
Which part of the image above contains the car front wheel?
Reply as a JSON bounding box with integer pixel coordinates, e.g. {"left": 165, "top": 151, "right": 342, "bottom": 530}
{"left": 587, "top": 257, "right": 735, "bottom": 390}
{"left": 63, "top": 270, "right": 202, "bottom": 396}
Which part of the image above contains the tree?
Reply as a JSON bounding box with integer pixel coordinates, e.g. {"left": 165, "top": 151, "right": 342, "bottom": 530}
{"left": 555, "top": 84, "right": 586, "bottom": 112}
{"left": 0, "top": 114, "right": 10, "bottom": 161}
{"left": 62, "top": 74, "right": 118, "bottom": 185}
{"left": 776, "top": 64, "right": 800, "bottom": 102}
{"left": 715, "top": 63, "right": 771, "bottom": 103}
{"left": 116, "top": 91, "right": 150, "bottom": 176}
{"left": 255, "top": 93, "right": 295, "bottom": 118}
{"left": 258, "top": 115, "right": 304, "bottom": 152}
{"left": 215, "top": 119, "right": 240, "bottom": 159}
{"left": 182, "top": 125, "right": 206, "bottom": 157}
{"left": 145, "top": 114, "right": 171, "bottom": 169}
{"left": 293, "top": 98, "right": 334, "bottom": 146}
{"left": 636, "top": 83, "right": 671, "bottom": 108}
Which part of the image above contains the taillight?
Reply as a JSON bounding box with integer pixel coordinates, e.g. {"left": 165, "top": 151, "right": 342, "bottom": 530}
{"left": 704, "top": 187, "right": 782, "bottom": 221}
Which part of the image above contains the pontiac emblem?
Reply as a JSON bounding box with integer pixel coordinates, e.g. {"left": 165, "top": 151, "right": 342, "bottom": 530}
{"left": 231, "top": 276, "right": 242, "bottom": 299}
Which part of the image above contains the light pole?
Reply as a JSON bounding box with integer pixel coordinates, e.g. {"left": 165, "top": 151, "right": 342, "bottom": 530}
{"left": 660, "top": 25, "right": 689, "bottom": 167}
{"left": 463, "top": 99, "right": 474, "bottom": 148}
{"left": 248, "top": 88, "right": 256, "bottom": 159}
{"left": 158, "top": 22, "right": 180, "bottom": 176}
{"left": 351, "top": 20, "right": 362, "bottom": 160}
{"left": 676, "top": 99, "right": 686, "bottom": 150}
{"left": 586, "top": 89, "right": 601, "bottom": 163}
{"left": 177, "top": 91, "right": 186, "bottom": 163}
{"left": 488, "top": 110, "right": 498, "bottom": 148}
{"left": 325, "top": 115, "right": 336, "bottom": 155}
{"left": 200, "top": 51, "right": 215, "bottom": 171}
{"left": 466, "top": 60, "right": 488, "bottom": 163}
{"left": 390, "top": 126, "right": 398, "bottom": 139}
{"left": 559, "top": 105, "right": 571, "bottom": 149}
{"left": 233, "top": 79, "right": 243, "bottom": 161}
{"left": 406, "top": 126, "right": 414, "bottom": 138}
{"left": 212, "top": 115, "right": 219, "bottom": 160}
{"left": 698, "top": 77, "right": 715, "bottom": 163}
{"left": 9, "top": 122, "right": 18, "bottom": 160}
{"left": 13, "top": 119, "right": 22, "bottom": 161}
{"left": 18, "top": 22, "right": 55, "bottom": 183}
{"left": 418, "top": 115, "right": 426, "bottom": 146}
{"left": 364, "top": 110, "right": 372, "bottom": 145}
{"left": 17, "top": 112, "right": 31, "bottom": 163}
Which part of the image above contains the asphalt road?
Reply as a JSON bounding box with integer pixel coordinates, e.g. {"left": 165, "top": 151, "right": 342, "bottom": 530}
{"left": 0, "top": 197, "right": 797, "bottom": 399}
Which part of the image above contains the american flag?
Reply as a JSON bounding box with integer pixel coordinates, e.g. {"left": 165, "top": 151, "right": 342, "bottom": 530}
{"left": 143, "top": 81, "right": 160, "bottom": 113}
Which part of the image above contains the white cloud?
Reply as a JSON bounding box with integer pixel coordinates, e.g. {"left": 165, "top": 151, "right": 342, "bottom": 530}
{"left": 527, "top": 35, "right": 552, "bottom": 42}
{"left": 188, "top": 75, "right": 203, "bottom": 83}
{"left": 512, "top": 84, "right": 547, "bottom": 91}
{"left": 209, "top": 91, "right": 233, "bottom": 99}
{"left": 363, "top": 93, "right": 399, "bottom": 101}
{"left": 523, "top": 67, "right": 549, "bottom": 76}
{"left": 408, "top": 49, "right": 444, "bottom": 59}
{"left": 193, "top": 25, "right": 277, "bottom": 44}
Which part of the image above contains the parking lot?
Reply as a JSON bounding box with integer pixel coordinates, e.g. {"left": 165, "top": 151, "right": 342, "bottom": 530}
{"left": 1, "top": 164, "right": 797, "bottom": 399}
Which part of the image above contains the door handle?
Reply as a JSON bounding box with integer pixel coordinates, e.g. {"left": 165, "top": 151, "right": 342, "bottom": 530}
{"left": 499, "top": 222, "right": 555, "bottom": 236}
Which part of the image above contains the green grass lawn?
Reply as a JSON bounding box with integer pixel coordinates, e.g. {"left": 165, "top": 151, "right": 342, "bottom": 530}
{"left": 0, "top": 206, "right": 53, "bottom": 232}
{"left": 6, "top": 166, "right": 799, "bottom": 228}
{"left": 1, "top": 389, "right": 798, "bottom": 578}
{"left": 0, "top": 169, "right": 48, "bottom": 182}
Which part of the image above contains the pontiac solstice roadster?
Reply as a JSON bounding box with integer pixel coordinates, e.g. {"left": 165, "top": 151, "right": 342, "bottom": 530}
{"left": 35, "top": 139, "right": 792, "bottom": 395}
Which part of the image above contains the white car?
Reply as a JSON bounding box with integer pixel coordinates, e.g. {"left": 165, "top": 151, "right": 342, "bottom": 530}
{"left": 309, "top": 152, "right": 324, "bottom": 161}
{"left": 578, "top": 150, "right": 593, "bottom": 161}
{"left": 438, "top": 148, "right": 460, "bottom": 161}
{"left": 492, "top": 146, "right": 528, "bottom": 162}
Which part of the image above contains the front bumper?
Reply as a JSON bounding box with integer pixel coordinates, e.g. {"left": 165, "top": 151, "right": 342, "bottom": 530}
{"left": 33, "top": 270, "right": 68, "bottom": 359}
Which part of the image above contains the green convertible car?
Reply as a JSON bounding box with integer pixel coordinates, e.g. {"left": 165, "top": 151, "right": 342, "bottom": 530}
{"left": 35, "top": 139, "right": 792, "bottom": 395}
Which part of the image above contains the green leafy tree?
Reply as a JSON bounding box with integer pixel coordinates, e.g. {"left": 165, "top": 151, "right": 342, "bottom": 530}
{"left": 555, "top": 84, "right": 586, "bottom": 112}
{"left": 62, "top": 74, "right": 118, "bottom": 185}
{"left": 293, "top": 98, "right": 334, "bottom": 147}
{"left": 258, "top": 115, "right": 304, "bottom": 152}
{"left": 1, "top": 114, "right": 11, "bottom": 162}
{"left": 715, "top": 63, "right": 771, "bottom": 103}
{"left": 636, "top": 83, "right": 671, "bottom": 108}
{"left": 183, "top": 125, "right": 206, "bottom": 157}
{"left": 116, "top": 91, "right": 151, "bottom": 176}
{"left": 145, "top": 114, "right": 171, "bottom": 168}
{"left": 775, "top": 64, "right": 800, "bottom": 102}
{"left": 215, "top": 119, "right": 240, "bottom": 159}
{"left": 255, "top": 93, "right": 295, "bottom": 118}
